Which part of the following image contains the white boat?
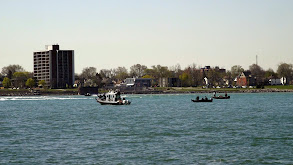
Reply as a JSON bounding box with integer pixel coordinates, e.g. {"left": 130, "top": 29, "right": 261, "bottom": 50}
{"left": 96, "top": 90, "right": 131, "bottom": 105}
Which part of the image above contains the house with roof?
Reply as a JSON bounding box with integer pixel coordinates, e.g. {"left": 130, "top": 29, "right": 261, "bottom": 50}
{"left": 236, "top": 71, "right": 256, "bottom": 86}
{"left": 267, "top": 76, "right": 286, "bottom": 85}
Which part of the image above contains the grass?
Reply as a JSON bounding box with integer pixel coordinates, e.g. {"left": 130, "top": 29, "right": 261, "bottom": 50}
{"left": 43, "top": 88, "right": 78, "bottom": 92}
{"left": 264, "top": 85, "right": 293, "bottom": 89}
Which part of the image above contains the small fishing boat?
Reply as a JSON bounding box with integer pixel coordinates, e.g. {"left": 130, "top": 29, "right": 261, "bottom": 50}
{"left": 96, "top": 90, "right": 131, "bottom": 105}
{"left": 212, "top": 92, "right": 230, "bottom": 99}
{"left": 191, "top": 96, "right": 213, "bottom": 102}
{"left": 84, "top": 93, "right": 91, "bottom": 96}
{"left": 213, "top": 95, "right": 230, "bottom": 99}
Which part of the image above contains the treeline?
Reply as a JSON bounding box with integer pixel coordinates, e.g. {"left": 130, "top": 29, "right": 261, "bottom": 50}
{"left": 0, "top": 65, "right": 45, "bottom": 88}
{"left": 77, "top": 63, "right": 293, "bottom": 87}
{"left": 1, "top": 63, "right": 293, "bottom": 89}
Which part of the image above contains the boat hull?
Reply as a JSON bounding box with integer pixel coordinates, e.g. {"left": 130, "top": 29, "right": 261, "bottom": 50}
{"left": 212, "top": 96, "right": 230, "bottom": 99}
{"left": 191, "top": 99, "right": 213, "bottom": 102}
{"left": 96, "top": 99, "right": 131, "bottom": 105}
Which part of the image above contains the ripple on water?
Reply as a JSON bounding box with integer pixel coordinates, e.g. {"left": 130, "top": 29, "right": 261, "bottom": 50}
{"left": 1, "top": 93, "right": 293, "bottom": 164}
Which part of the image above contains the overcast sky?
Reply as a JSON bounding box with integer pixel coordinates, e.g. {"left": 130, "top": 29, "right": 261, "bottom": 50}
{"left": 1, "top": 0, "right": 293, "bottom": 73}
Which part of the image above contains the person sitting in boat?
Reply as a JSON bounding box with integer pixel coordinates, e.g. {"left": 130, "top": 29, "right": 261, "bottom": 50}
{"left": 213, "top": 92, "right": 216, "bottom": 97}
{"left": 205, "top": 96, "right": 208, "bottom": 100}
{"left": 196, "top": 96, "right": 199, "bottom": 100}
{"left": 225, "top": 92, "right": 227, "bottom": 97}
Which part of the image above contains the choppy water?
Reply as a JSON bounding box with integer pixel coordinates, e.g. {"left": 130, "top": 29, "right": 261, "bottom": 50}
{"left": 1, "top": 93, "right": 293, "bottom": 164}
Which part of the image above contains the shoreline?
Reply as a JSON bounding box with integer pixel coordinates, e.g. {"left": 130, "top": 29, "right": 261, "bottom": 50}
{"left": 1, "top": 88, "right": 293, "bottom": 96}
{"left": 121, "top": 88, "right": 293, "bottom": 94}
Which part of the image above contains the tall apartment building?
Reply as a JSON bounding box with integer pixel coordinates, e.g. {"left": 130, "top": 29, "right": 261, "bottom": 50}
{"left": 33, "top": 45, "right": 74, "bottom": 88}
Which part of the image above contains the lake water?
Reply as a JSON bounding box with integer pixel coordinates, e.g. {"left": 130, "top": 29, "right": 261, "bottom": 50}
{"left": 1, "top": 93, "right": 293, "bottom": 164}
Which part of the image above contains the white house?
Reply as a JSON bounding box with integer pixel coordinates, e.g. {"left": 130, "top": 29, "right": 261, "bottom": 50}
{"left": 269, "top": 77, "right": 286, "bottom": 85}
{"left": 268, "top": 78, "right": 281, "bottom": 85}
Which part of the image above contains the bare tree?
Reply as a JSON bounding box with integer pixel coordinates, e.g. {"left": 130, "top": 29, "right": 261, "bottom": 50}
{"left": 277, "top": 63, "right": 293, "bottom": 84}
{"left": 129, "top": 64, "right": 147, "bottom": 78}
{"left": 100, "top": 69, "right": 114, "bottom": 79}
{"left": 249, "top": 64, "right": 265, "bottom": 85}
{"left": 1, "top": 64, "right": 25, "bottom": 79}
{"left": 169, "top": 63, "right": 182, "bottom": 78}
{"left": 80, "top": 67, "right": 98, "bottom": 87}
{"left": 187, "top": 63, "right": 201, "bottom": 86}
{"left": 80, "top": 67, "right": 97, "bottom": 80}
{"left": 151, "top": 65, "right": 171, "bottom": 78}
{"left": 230, "top": 65, "right": 244, "bottom": 79}
{"left": 114, "top": 67, "right": 129, "bottom": 81}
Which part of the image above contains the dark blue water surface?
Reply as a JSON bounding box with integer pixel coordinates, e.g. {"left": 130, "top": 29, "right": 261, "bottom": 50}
{"left": 1, "top": 93, "right": 293, "bottom": 164}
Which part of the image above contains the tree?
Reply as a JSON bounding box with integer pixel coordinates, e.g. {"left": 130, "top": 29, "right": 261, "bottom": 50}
{"left": 142, "top": 75, "right": 154, "bottom": 79}
{"left": 38, "top": 80, "right": 46, "bottom": 87}
{"left": 185, "top": 63, "right": 201, "bottom": 86}
{"left": 231, "top": 65, "right": 244, "bottom": 79}
{"left": 80, "top": 67, "right": 97, "bottom": 80}
{"left": 2, "top": 77, "right": 11, "bottom": 88}
{"left": 265, "top": 68, "right": 277, "bottom": 78}
{"left": 249, "top": 64, "right": 265, "bottom": 85}
{"left": 13, "top": 72, "right": 29, "bottom": 88}
{"left": 169, "top": 64, "right": 182, "bottom": 78}
{"left": 249, "top": 64, "right": 264, "bottom": 76}
{"left": 224, "top": 70, "right": 233, "bottom": 85}
{"left": 144, "top": 69, "right": 156, "bottom": 78}
{"left": 206, "top": 69, "right": 222, "bottom": 86}
{"left": 277, "top": 63, "right": 293, "bottom": 84}
{"left": 151, "top": 65, "right": 171, "bottom": 78}
{"left": 100, "top": 69, "right": 114, "bottom": 79}
{"left": 1, "top": 64, "right": 25, "bottom": 79}
{"left": 79, "top": 67, "right": 99, "bottom": 87}
{"left": 179, "top": 72, "right": 190, "bottom": 87}
{"left": 25, "top": 78, "right": 35, "bottom": 88}
{"left": 114, "top": 66, "right": 129, "bottom": 81}
{"left": 130, "top": 64, "right": 147, "bottom": 78}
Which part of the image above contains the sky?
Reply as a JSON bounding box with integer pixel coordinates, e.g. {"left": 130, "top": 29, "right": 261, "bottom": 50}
{"left": 1, "top": 0, "right": 293, "bottom": 74}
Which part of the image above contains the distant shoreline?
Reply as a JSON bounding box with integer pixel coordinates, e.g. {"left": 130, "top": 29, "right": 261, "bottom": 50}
{"left": 121, "top": 88, "right": 293, "bottom": 94}
{"left": 1, "top": 88, "right": 293, "bottom": 96}
{"left": 0, "top": 90, "right": 77, "bottom": 96}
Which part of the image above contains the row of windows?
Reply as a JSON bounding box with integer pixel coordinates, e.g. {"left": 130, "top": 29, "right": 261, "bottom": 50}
{"left": 34, "top": 71, "right": 50, "bottom": 74}
{"left": 34, "top": 58, "right": 49, "bottom": 61}
{"left": 34, "top": 61, "right": 49, "bottom": 64}
{"left": 34, "top": 73, "right": 49, "bottom": 76}
{"left": 34, "top": 52, "right": 49, "bottom": 55}
{"left": 34, "top": 64, "right": 49, "bottom": 66}
{"left": 34, "top": 68, "right": 50, "bottom": 70}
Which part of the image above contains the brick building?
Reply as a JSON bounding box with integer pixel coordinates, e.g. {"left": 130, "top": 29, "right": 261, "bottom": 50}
{"left": 33, "top": 45, "right": 74, "bottom": 88}
{"left": 236, "top": 71, "right": 256, "bottom": 86}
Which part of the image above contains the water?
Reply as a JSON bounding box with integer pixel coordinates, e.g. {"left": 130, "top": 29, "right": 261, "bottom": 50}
{"left": 1, "top": 93, "right": 293, "bottom": 164}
